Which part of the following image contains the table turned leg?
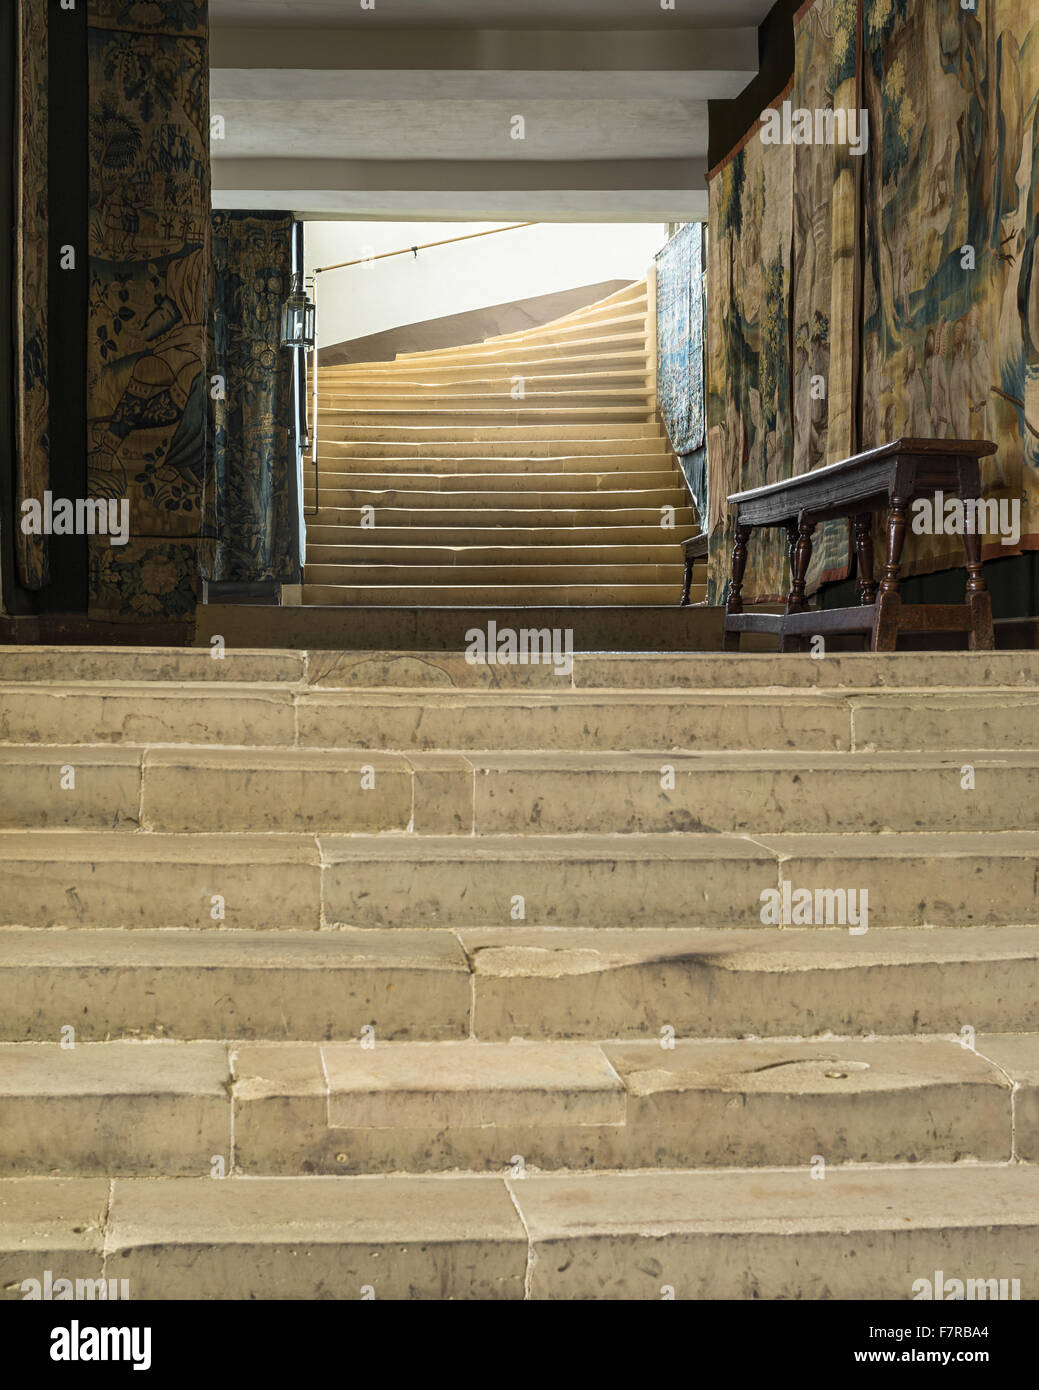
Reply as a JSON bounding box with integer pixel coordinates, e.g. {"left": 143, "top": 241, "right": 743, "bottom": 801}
{"left": 680, "top": 556, "right": 692, "bottom": 607}
{"left": 879, "top": 496, "right": 908, "bottom": 596}
{"left": 727, "top": 523, "right": 752, "bottom": 614}
{"left": 961, "top": 505, "right": 996, "bottom": 649}
{"left": 872, "top": 496, "right": 910, "bottom": 652}
{"left": 854, "top": 513, "right": 878, "bottom": 604}
{"left": 723, "top": 522, "right": 752, "bottom": 652}
{"left": 788, "top": 517, "right": 815, "bottom": 614}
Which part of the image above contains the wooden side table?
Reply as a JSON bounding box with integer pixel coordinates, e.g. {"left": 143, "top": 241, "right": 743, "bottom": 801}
{"left": 723, "top": 438, "right": 997, "bottom": 653}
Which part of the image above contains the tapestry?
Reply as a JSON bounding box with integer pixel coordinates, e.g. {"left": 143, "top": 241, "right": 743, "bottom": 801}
{"left": 656, "top": 222, "right": 706, "bottom": 457}
{"left": 85, "top": 0, "right": 209, "bottom": 619}
{"left": 861, "top": 0, "right": 1039, "bottom": 578}
{"left": 204, "top": 211, "right": 296, "bottom": 584}
{"left": 15, "top": 0, "right": 50, "bottom": 590}
{"left": 706, "top": 96, "right": 795, "bottom": 604}
{"left": 790, "top": 0, "right": 859, "bottom": 591}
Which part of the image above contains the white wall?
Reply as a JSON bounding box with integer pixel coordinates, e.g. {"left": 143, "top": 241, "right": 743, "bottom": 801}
{"left": 304, "top": 221, "right": 667, "bottom": 349}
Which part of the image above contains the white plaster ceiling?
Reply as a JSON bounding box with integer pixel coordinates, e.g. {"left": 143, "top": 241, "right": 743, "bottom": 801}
{"left": 214, "top": 99, "right": 708, "bottom": 161}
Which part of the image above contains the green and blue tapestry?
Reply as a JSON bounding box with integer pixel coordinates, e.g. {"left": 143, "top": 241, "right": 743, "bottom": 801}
{"left": 790, "top": 0, "right": 859, "bottom": 592}
{"left": 204, "top": 211, "right": 296, "bottom": 584}
{"left": 656, "top": 222, "right": 706, "bottom": 460}
{"left": 706, "top": 92, "right": 795, "bottom": 604}
{"left": 862, "top": 0, "right": 1039, "bottom": 578}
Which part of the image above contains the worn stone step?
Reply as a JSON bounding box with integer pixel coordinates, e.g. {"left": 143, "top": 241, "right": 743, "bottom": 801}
{"left": 320, "top": 831, "right": 1039, "bottom": 929}
{"left": 294, "top": 688, "right": 851, "bottom": 751}
{"left": 462, "top": 924, "right": 1039, "bottom": 1039}
{"left": 304, "top": 542, "right": 689, "bottom": 566}
{"left": 317, "top": 390, "right": 654, "bottom": 412}
{"left": 7, "top": 1174, "right": 528, "bottom": 1299}
{"left": 108, "top": 748, "right": 1015, "bottom": 836}
{"left": 302, "top": 650, "right": 1039, "bottom": 690}
{"left": 0, "top": 747, "right": 141, "bottom": 829}
{"left": 0, "top": 928, "right": 470, "bottom": 1042}
{"left": 136, "top": 748, "right": 468, "bottom": 834}
{"left": 0, "top": 647, "right": 305, "bottom": 685}
{"left": 2, "top": 648, "right": 1032, "bottom": 692}
{"left": 234, "top": 1035, "right": 1012, "bottom": 1176}
{"left": 306, "top": 506, "right": 684, "bottom": 530}
{"left": 393, "top": 316, "right": 647, "bottom": 356}
{"left": 5, "top": 925, "right": 1036, "bottom": 1045}
{"left": 461, "top": 750, "right": 1039, "bottom": 835}
{"left": 0, "top": 831, "right": 324, "bottom": 929}
{"left": 304, "top": 484, "right": 686, "bottom": 509}
{"left": 1, "top": 829, "right": 1035, "bottom": 932}
{"left": 304, "top": 525, "right": 700, "bottom": 548}
{"left": 0, "top": 683, "right": 298, "bottom": 746}
{"left": 304, "top": 563, "right": 685, "bottom": 589}
{"left": 308, "top": 469, "right": 678, "bottom": 493}
{"left": 318, "top": 373, "right": 653, "bottom": 398}
{"left": 319, "top": 407, "right": 654, "bottom": 428}
{"left": 298, "top": 688, "right": 1039, "bottom": 752}
{"left": 5, "top": 684, "right": 1036, "bottom": 753}
{"left": 5, "top": 1166, "right": 1036, "bottom": 1300}
{"left": 317, "top": 435, "right": 667, "bottom": 458}
{"left": 0, "top": 1041, "right": 228, "bottom": 1176}
{"left": 302, "top": 582, "right": 690, "bottom": 606}
{"left": 514, "top": 1164, "right": 1039, "bottom": 1300}
{"left": 319, "top": 422, "right": 663, "bottom": 443}
{"left": 314, "top": 452, "right": 673, "bottom": 475}
{"left": 0, "top": 1034, "right": 1015, "bottom": 1179}
{"left": 319, "top": 350, "right": 649, "bottom": 384}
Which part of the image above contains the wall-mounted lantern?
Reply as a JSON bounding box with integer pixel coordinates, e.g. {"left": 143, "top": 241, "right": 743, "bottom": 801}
{"left": 280, "top": 272, "right": 315, "bottom": 350}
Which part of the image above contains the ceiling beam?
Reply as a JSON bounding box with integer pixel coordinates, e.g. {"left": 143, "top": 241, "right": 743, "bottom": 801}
{"left": 211, "top": 26, "right": 758, "bottom": 86}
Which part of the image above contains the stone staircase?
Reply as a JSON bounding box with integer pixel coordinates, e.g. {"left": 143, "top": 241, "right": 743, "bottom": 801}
{"left": 1, "top": 645, "right": 1038, "bottom": 1300}
{"left": 307, "top": 279, "right": 704, "bottom": 607}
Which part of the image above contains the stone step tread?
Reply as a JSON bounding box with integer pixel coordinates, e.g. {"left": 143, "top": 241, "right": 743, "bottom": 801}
{"left": 3, "top": 746, "right": 1037, "bottom": 768}
{"left": 317, "top": 389, "right": 655, "bottom": 403}
{"left": 304, "top": 533, "right": 697, "bottom": 548}
{"left": 314, "top": 460, "right": 676, "bottom": 475}
{"left": 317, "top": 407, "right": 654, "bottom": 420}
{"left": 3, "top": 649, "right": 1035, "bottom": 690}
{"left": 6, "top": 922, "right": 1039, "bottom": 971}
{"left": 308, "top": 471, "right": 679, "bottom": 489}
{"left": 303, "top": 565, "right": 686, "bottom": 585}
{"left": 319, "top": 423, "right": 663, "bottom": 438}
{"left": 0, "top": 1036, "right": 1024, "bottom": 1176}
{"left": 305, "top": 512, "right": 690, "bottom": 528}
{"left": 304, "top": 545, "right": 691, "bottom": 562}
{"left": 2, "top": 828, "right": 1035, "bottom": 860}
{"left": 4, "top": 1168, "right": 1037, "bottom": 1300}
{"left": 318, "top": 376, "right": 653, "bottom": 393}
{"left": 234, "top": 1034, "right": 1013, "bottom": 1102}
{"left": 0, "top": 1033, "right": 1022, "bottom": 1116}
{"left": 3, "top": 925, "right": 1038, "bottom": 1043}
{"left": 301, "top": 585, "right": 692, "bottom": 605}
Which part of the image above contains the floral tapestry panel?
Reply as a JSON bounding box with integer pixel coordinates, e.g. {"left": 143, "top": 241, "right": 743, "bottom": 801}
{"left": 862, "top": 0, "right": 1039, "bottom": 579}
{"left": 88, "top": 0, "right": 207, "bottom": 38}
{"left": 204, "top": 211, "right": 296, "bottom": 584}
{"left": 89, "top": 536, "right": 200, "bottom": 619}
{"left": 656, "top": 222, "right": 705, "bottom": 458}
{"left": 15, "top": 0, "right": 50, "bottom": 589}
{"left": 86, "top": 3, "right": 209, "bottom": 619}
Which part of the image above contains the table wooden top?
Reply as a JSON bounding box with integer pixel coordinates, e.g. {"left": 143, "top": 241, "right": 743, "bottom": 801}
{"left": 727, "top": 438, "right": 996, "bottom": 506}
